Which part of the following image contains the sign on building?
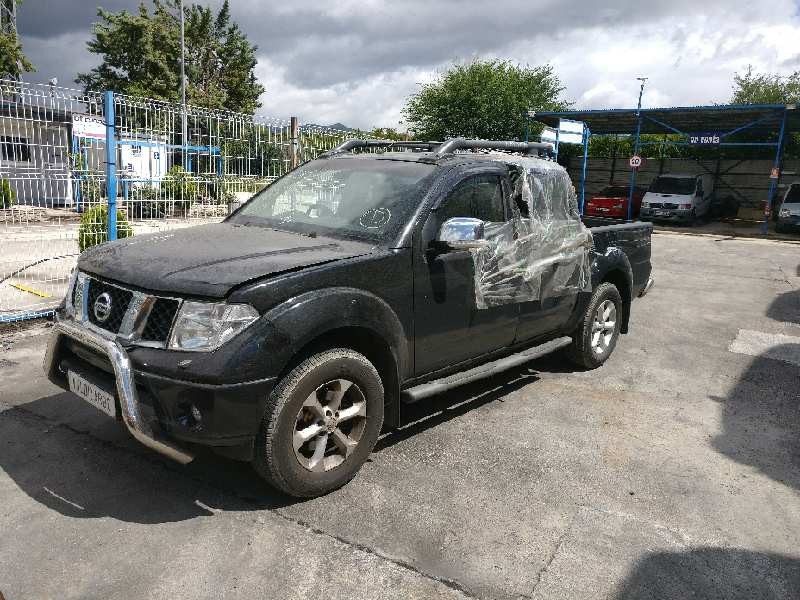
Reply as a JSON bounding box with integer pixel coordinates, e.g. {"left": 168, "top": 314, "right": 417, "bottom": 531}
{"left": 120, "top": 141, "right": 170, "bottom": 183}
{"left": 539, "top": 120, "right": 585, "bottom": 146}
{"left": 71, "top": 113, "right": 105, "bottom": 140}
{"left": 557, "top": 119, "right": 585, "bottom": 145}
{"left": 688, "top": 132, "right": 721, "bottom": 146}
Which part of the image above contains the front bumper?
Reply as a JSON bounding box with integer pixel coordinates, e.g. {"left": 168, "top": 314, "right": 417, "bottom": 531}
{"left": 640, "top": 208, "right": 693, "bottom": 222}
{"left": 777, "top": 216, "right": 800, "bottom": 231}
{"left": 44, "top": 317, "right": 274, "bottom": 463}
{"left": 45, "top": 319, "right": 195, "bottom": 463}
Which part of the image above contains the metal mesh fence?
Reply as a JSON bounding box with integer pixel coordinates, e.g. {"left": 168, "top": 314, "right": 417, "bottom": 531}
{"left": 0, "top": 78, "right": 355, "bottom": 323}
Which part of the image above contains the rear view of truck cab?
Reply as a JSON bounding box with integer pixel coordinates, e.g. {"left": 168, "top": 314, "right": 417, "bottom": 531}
{"left": 640, "top": 173, "right": 714, "bottom": 223}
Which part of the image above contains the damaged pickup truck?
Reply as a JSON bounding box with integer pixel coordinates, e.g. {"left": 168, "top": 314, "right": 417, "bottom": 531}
{"left": 45, "top": 138, "right": 653, "bottom": 497}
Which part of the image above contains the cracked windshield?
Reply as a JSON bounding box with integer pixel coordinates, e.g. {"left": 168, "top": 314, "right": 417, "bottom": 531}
{"left": 232, "top": 159, "right": 436, "bottom": 241}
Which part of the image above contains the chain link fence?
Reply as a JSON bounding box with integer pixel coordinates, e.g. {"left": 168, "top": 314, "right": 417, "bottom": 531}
{"left": 0, "top": 78, "right": 355, "bottom": 323}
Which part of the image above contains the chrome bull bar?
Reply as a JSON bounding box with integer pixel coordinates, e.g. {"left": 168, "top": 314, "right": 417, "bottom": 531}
{"left": 43, "top": 319, "right": 194, "bottom": 464}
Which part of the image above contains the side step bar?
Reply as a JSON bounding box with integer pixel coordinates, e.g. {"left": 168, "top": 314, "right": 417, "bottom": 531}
{"left": 402, "top": 336, "right": 572, "bottom": 404}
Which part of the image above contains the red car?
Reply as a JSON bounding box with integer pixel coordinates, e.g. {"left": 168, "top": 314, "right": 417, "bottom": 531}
{"left": 585, "top": 184, "right": 646, "bottom": 219}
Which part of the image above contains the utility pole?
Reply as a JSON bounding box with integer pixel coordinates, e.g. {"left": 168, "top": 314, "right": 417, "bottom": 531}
{"left": 626, "top": 77, "right": 648, "bottom": 221}
{"left": 180, "top": 0, "right": 188, "bottom": 170}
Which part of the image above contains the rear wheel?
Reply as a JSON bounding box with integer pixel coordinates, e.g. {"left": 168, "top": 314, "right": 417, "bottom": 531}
{"left": 565, "top": 282, "right": 622, "bottom": 369}
{"left": 252, "top": 348, "right": 384, "bottom": 498}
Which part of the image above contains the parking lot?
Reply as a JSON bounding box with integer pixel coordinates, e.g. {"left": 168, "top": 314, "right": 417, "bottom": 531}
{"left": 1, "top": 231, "right": 799, "bottom": 599}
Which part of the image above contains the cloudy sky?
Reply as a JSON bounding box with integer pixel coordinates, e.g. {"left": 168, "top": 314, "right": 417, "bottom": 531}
{"left": 16, "top": 0, "right": 800, "bottom": 129}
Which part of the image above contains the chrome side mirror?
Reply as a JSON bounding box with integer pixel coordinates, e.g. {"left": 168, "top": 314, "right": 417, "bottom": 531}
{"left": 436, "top": 217, "right": 488, "bottom": 250}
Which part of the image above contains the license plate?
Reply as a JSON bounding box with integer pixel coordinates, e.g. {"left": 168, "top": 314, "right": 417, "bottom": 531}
{"left": 654, "top": 209, "right": 671, "bottom": 216}
{"left": 68, "top": 370, "right": 117, "bottom": 419}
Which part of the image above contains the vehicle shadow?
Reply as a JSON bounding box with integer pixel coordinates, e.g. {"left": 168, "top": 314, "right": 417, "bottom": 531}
{"left": 377, "top": 365, "right": 540, "bottom": 452}
{"left": 711, "top": 283, "right": 800, "bottom": 491}
{"left": 766, "top": 288, "right": 800, "bottom": 325}
{"left": 613, "top": 547, "right": 800, "bottom": 599}
{"left": 1, "top": 363, "right": 544, "bottom": 524}
{"left": 0, "top": 391, "right": 296, "bottom": 524}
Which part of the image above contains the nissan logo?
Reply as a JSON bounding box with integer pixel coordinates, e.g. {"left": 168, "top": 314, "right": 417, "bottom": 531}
{"left": 93, "top": 292, "right": 113, "bottom": 323}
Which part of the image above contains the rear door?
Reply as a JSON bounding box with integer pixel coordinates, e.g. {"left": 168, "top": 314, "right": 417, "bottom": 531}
{"left": 413, "top": 170, "right": 519, "bottom": 376}
{"left": 514, "top": 171, "right": 581, "bottom": 344}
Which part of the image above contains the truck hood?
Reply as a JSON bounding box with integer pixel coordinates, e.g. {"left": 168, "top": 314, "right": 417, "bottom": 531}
{"left": 78, "top": 222, "right": 375, "bottom": 298}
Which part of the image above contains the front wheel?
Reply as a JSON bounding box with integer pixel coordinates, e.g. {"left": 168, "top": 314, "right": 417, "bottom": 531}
{"left": 565, "top": 282, "right": 623, "bottom": 369}
{"left": 252, "top": 348, "right": 384, "bottom": 498}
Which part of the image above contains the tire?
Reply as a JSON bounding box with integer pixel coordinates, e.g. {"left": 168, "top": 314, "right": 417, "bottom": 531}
{"left": 252, "top": 348, "right": 384, "bottom": 498}
{"left": 565, "top": 282, "right": 623, "bottom": 370}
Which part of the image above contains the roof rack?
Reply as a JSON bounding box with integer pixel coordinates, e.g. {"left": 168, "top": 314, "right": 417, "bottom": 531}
{"left": 433, "top": 138, "right": 552, "bottom": 158}
{"left": 321, "top": 139, "right": 441, "bottom": 157}
{"left": 320, "top": 138, "right": 553, "bottom": 160}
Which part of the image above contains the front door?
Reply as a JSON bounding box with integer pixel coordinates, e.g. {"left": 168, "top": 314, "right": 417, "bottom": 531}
{"left": 413, "top": 172, "right": 519, "bottom": 376}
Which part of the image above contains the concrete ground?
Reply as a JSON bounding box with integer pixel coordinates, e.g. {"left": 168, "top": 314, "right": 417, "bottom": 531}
{"left": 0, "top": 231, "right": 799, "bottom": 600}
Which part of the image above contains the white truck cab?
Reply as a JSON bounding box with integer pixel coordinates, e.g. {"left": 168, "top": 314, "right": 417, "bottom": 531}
{"left": 640, "top": 173, "right": 714, "bottom": 223}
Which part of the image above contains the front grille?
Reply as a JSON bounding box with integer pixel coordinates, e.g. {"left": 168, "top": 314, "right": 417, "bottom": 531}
{"left": 663, "top": 203, "right": 678, "bottom": 209}
{"left": 87, "top": 278, "right": 133, "bottom": 333}
{"left": 141, "top": 298, "right": 180, "bottom": 342}
{"left": 649, "top": 202, "right": 662, "bottom": 209}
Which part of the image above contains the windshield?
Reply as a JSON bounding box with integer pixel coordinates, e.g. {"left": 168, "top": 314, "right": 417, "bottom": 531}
{"left": 230, "top": 158, "right": 437, "bottom": 242}
{"left": 599, "top": 186, "right": 632, "bottom": 197}
{"left": 649, "top": 176, "right": 696, "bottom": 195}
{"left": 785, "top": 184, "right": 800, "bottom": 204}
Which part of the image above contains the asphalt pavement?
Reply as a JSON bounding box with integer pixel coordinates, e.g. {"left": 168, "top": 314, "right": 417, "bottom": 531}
{"left": 1, "top": 231, "right": 799, "bottom": 599}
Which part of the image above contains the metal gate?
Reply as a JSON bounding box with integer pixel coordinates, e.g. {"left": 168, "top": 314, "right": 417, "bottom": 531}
{"left": 0, "top": 78, "right": 354, "bottom": 323}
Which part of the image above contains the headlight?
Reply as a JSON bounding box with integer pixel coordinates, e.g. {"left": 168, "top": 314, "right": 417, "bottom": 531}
{"left": 779, "top": 208, "right": 791, "bottom": 218}
{"left": 168, "top": 301, "right": 259, "bottom": 351}
{"left": 641, "top": 202, "right": 649, "bottom": 208}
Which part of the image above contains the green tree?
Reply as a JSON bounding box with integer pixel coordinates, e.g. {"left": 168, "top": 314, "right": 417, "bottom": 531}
{"left": 402, "top": 60, "right": 568, "bottom": 141}
{"left": 731, "top": 66, "right": 800, "bottom": 159}
{"left": 368, "top": 127, "right": 408, "bottom": 141}
{"left": 77, "top": 0, "right": 264, "bottom": 114}
{"left": 731, "top": 66, "right": 800, "bottom": 104}
{"left": 0, "top": 1, "right": 34, "bottom": 79}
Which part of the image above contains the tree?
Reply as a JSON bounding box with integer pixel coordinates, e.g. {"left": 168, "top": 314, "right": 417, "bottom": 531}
{"left": 731, "top": 66, "right": 800, "bottom": 105}
{"left": 0, "top": 1, "right": 34, "bottom": 79}
{"left": 730, "top": 66, "right": 800, "bottom": 159}
{"left": 368, "top": 127, "right": 409, "bottom": 141}
{"left": 402, "top": 60, "right": 568, "bottom": 141}
{"left": 77, "top": 0, "right": 264, "bottom": 114}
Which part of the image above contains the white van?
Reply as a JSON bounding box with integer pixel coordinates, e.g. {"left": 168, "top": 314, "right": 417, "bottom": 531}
{"left": 639, "top": 173, "right": 714, "bottom": 223}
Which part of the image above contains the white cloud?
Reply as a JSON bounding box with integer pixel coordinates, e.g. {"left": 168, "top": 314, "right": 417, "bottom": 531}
{"left": 18, "top": 0, "right": 800, "bottom": 129}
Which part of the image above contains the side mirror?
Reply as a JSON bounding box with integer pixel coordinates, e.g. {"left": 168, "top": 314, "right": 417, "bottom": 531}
{"left": 436, "top": 217, "right": 488, "bottom": 250}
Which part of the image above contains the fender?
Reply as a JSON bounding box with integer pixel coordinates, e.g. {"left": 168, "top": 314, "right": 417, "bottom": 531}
{"left": 262, "top": 286, "right": 410, "bottom": 380}
{"left": 591, "top": 246, "right": 634, "bottom": 333}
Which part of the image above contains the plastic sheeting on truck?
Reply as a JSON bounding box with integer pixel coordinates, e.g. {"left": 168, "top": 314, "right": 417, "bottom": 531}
{"left": 472, "top": 154, "right": 592, "bottom": 309}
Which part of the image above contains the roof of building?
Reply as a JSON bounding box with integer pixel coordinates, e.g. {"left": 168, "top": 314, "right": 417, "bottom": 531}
{"left": 534, "top": 103, "right": 798, "bottom": 136}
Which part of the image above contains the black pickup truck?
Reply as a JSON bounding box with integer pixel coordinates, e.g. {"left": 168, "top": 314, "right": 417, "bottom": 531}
{"left": 45, "top": 139, "right": 653, "bottom": 497}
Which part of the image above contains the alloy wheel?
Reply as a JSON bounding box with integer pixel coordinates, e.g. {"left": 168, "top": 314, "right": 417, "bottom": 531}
{"left": 591, "top": 299, "right": 617, "bottom": 355}
{"left": 293, "top": 378, "right": 367, "bottom": 472}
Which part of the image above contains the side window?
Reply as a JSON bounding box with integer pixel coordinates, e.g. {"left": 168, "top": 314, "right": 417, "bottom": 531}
{"left": 697, "top": 179, "right": 703, "bottom": 196}
{"left": 439, "top": 174, "right": 506, "bottom": 224}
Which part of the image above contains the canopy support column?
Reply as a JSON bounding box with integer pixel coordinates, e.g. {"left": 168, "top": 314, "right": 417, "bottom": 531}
{"left": 762, "top": 109, "right": 788, "bottom": 235}
{"left": 579, "top": 125, "right": 590, "bottom": 215}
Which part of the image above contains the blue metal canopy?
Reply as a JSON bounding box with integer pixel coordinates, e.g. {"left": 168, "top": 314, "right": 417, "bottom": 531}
{"left": 532, "top": 103, "right": 797, "bottom": 232}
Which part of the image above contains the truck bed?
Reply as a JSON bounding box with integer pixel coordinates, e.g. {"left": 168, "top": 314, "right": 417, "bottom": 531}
{"left": 588, "top": 220, "right": 653, "bottom": 295}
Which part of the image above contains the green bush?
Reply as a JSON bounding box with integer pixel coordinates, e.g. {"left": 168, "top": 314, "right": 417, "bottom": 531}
{"left": 78, "top": 204, "right": 134, "bottom": 252}
{"left": 0, "top": 178, "right": 16, "bottom": 209}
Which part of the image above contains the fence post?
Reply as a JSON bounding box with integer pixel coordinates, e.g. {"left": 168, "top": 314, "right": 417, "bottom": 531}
{"left": 104, "top": 90, "right": 118, "bottom": 240}
{"left": 290, "top": 116, "right": 299, "bottom": 169}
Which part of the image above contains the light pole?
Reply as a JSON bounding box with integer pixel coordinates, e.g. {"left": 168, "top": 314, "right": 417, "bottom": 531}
{"left": 626, "top": 77, "right": 648, "bottom": 221}
{"left": 180, "top": 0, "right": 187, "bottom": 171}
